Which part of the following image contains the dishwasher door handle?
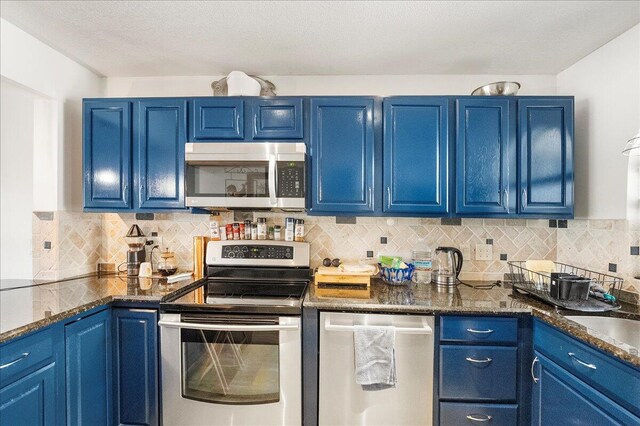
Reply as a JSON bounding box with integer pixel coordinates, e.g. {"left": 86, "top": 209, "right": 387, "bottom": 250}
{"left": 158, "top": 320, "right": 299, "bottom": 332}
{"left": 323, "top": 318, "right": 433, "bottom": 335}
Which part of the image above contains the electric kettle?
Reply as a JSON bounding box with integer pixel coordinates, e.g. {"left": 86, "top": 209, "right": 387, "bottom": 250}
{"left": 432, "top": 246, "right": 464, "bottom": 287}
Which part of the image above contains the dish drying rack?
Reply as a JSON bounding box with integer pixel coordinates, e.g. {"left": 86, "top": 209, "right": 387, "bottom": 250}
{"left": 507, "top": 261, "right": 623, "bottom": 312}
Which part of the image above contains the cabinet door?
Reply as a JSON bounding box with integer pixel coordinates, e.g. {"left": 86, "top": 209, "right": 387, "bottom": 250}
{"left": 456, "top": 98, "right": 515, "bottom": 215}
{"left": 0, "top": 363, "right": 59, "bottom": 426}
{"left": 532, "top": 352, "right": 639, "bottom": 426}
{"left": 251, "top": 98, "right": 304, "bottom": 139}
{"left": 383, "top": 97, "right": 449, "bottom": 214}
{"left": 112, "top": 309, "right": 158, "bottom": 426}
{"left": 190, "top": 98, "right": 244, "bottom": 140}
{"left": 310, "top": 97, "right": 378, "bottom": 214}
{"left": 518, "top": 99, "right": 574, "bottom": 215}
{"left": 83, "top": 100, "right": 132, "bottom": 209}
{"left": 65, "top": 309, "right": 111, "bottom": 426}
{"left": 135, "top": 99, "right": 187, "bottom": 209}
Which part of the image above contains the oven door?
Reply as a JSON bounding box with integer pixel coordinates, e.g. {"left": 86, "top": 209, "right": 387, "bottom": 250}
{"left": 185, "top": 142, "right": 306, "bottom": 210}
{"left": 159, "top": 313, "right": 301, "bottom": 426}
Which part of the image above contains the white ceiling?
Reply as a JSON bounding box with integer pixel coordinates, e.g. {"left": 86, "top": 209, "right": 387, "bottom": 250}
{"left": 1, "top": 1, "right": 639, "bottom": 77}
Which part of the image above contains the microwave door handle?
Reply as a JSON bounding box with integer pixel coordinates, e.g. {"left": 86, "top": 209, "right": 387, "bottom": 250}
{"left": 268, "top": 154, "right": 277, "bottom": 206}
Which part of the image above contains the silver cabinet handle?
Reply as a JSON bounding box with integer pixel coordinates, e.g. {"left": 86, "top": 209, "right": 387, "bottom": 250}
{"left": 466, "top": 328, "right": 494, "bottom": 334}
{"left": 568, "top": 352, "right": 596, "bottom": 370}
{"left": 368, "top": 186, "right": 372, "bottom": 209}
{"left": 466, "top": 414, "right": 493, "bottom": 422}
{"left": 521, "top": 188, "right": 527, "bottom": 210}
{"left": 465, "top": 357, "right": 493, "bottom": 364}
{"left": 531, "top": 356, "right": 539, "bottom": 383}
{"left": 0, "top": 352, "right": 29, "bottom": 369}
{"left": 387, "top": 187, "right": 391, "bottom": 209}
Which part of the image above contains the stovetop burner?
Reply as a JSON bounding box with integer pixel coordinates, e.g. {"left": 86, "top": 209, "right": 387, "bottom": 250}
{"left": 161, "top": 240, "right": 311, "bottom": 315}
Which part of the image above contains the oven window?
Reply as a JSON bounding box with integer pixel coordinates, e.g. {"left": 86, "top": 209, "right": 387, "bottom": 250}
{"left": 186, "top": 162, "right": 269, "bottom": 198}
{"left": 181, "top": 328, "right": 280, "bottom": 404}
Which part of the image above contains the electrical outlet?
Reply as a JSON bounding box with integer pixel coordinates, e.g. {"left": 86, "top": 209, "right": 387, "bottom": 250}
{"left": 475, "top": 243, "right": 493, "bottom": 261}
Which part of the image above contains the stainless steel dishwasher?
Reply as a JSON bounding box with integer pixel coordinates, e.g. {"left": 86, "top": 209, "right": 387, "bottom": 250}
{"left": 319, "top": 312, "right": 434, "bottom": 425}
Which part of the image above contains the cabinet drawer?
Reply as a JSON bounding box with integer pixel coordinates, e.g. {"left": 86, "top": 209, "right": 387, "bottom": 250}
{"left": 440, "top": 345, "right": 517, "bottom": 401}
{"left": 534, "top": 320, "right": 640, "bottom": 417}
{"left": 0, "top": 327, "right": 55, "bottom": 386}
{"left": 440, "top": 316, "right": 518, "bottom": 344}
{"left": 440, "top": 402, "right": 518, "bottom": 426}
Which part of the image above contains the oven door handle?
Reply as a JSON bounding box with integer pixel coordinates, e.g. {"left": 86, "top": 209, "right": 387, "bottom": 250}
{"left": 158, "top": 319, "right": 299, "bottom": 332}
{"left": 268, "top": 154, "right": 277, "bottom": 206}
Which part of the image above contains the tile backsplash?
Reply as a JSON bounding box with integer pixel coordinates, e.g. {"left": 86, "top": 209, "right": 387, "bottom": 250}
{"left": 32, "top": 212, "right": 640, "bottom": 294}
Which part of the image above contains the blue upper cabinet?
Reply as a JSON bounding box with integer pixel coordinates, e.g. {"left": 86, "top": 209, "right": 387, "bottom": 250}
{"left": 190, "top": 98, "right": 244, "bottom": 140}
{"left": 518, "top": 98, "right": 574, "bottom": 216}
{"left": 251, "top": 98, "right": 304, "bottom": 139}
{"left": 383, "top": 97, "right": 449, "bottom": 214}
{"left": 83, "top": 100, "right": 132, "bottom": 209}
{"left": 456, "top": 98, "right": 516, "bottom": 215}
{"left": 65, "top": 309, "right": 112, "bottom": 426}
{"left": 135, "top": 99, "right": 187, "bottom": 209}
{"left": 310, "top": 97, "right": 379, "bottom": 214}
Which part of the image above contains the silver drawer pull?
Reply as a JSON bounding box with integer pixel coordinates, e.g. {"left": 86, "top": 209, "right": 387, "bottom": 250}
{"left": 465, "top": 357, "right": 493, "bottom": 364}
{"left": 466, "top": 328, "right": 494, "bottom": 334}
{"left": 568, "top": 352, "right": 596, "bottom": 370}
{"left": 466, "top": 414, "right": 493, "bottom": 422}
{"left": 0, "top": 352, "right": 30, "bottom": 369}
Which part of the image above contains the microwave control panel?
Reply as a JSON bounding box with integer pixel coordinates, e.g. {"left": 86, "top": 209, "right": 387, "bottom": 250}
{"left": 277, "top": 161, "right": 305, "bottom": 198}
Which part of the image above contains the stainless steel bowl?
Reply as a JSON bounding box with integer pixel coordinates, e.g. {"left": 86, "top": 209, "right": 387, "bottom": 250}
{"left": 471, "top": 81, "right": 521, "bottom": 96}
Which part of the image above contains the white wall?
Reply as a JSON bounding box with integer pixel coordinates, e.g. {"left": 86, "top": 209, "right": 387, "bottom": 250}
{"left": 1, "top": 80, "right": 35, "bottom": 279}
{"left": 105, "top": 74, "right": 556, "bottom": 97}
{"left": 557, "top": 24, "right": 640, "bottom": 219}
{"left": 0, "top": 18, "right": 105, "bottom": 211}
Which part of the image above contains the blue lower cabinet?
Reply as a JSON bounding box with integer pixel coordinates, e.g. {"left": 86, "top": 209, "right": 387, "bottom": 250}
{"left": 0, "top": 362, "right": 59, "bottom": 425}
{"left": 112, "top": 308, "right": 158, "bottom": 426}
{"left": 518, "top": 98, "right": 574, "bottom": 216}
{"left": 439, "top": 345, "right": 517, "bottom": 401}
{"left": 309, "top": 97, "right": 380, "bottom": 214}
{"left": 440, "top": 402, "right": 518, "bottom": 426}
{"left": 383, "top": 97, "right": 449, "bottom": 214}
{"left": 65, "top": 309, "right": 112, "bottom": 426}
{"left": 532, "top": 352, "right": 639, "bottom": 426}
{"left": 135, "top": 99, "right": 187, "bottom": 209}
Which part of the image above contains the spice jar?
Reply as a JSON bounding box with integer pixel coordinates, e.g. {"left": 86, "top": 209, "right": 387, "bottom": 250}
{"left": 268, "top": 226, "right": 274, "bottom": 240}
{"left": 239, "top": 223, "right": 245, "bottom": 240}
{"left": 294, "top": 219, "right": 305, "bottom": 242}
{"left": 285, "top": 217, "right": 295, "bottom": 242}
{"left": 225, "top": 224, "right": 234, "bottom": 240}
{"left": 251, "top": 223, "right": 258, "bottom": 240}
{"left": 244, "top": 220, "right": 252, "bottom": 240}
{"left": 232, "top": 222, "right": 240, "bottom": 240}
{"left": 257, "top": 218, "right": 267, "bottom": 240}
{"left": 274, "top": 225, "right": 282, "bottom": 241}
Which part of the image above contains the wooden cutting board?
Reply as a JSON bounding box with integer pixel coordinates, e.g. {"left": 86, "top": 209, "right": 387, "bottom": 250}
{"left": 314, "top": 266, "right": 374, "bottom": 287}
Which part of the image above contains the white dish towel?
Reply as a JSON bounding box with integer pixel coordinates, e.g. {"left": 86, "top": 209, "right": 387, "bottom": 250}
{"left": 353, "top": 325, "right": 396, "bottom": 391}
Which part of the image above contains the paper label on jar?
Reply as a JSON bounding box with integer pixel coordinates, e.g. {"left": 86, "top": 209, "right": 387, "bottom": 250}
{"left": 413, "top": 260, "right": 432, "bottom": 269}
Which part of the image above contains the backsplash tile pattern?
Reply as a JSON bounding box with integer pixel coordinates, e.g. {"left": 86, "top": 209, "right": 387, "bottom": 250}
{"left": 32, "top": 212, "right": 102, "bottom": 281}
{"left": 31, "top": 212, "right": 640, "bottom": 295}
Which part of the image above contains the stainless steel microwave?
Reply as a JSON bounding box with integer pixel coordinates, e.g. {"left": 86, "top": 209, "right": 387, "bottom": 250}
{"left": 185, "top": 142, "right": 306, "bottom": 210}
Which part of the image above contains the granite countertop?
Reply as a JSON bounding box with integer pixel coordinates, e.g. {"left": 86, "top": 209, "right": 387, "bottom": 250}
{"left": 0, "top": 273, "right": 203, "bottom": 344}
{"left": 305, "top": 279, "right": 640, "bottom": 367}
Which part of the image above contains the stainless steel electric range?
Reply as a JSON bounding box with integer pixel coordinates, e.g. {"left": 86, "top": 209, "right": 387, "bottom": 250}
{"left": 159, "top": 240, "right": 311, "bottom": 426}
